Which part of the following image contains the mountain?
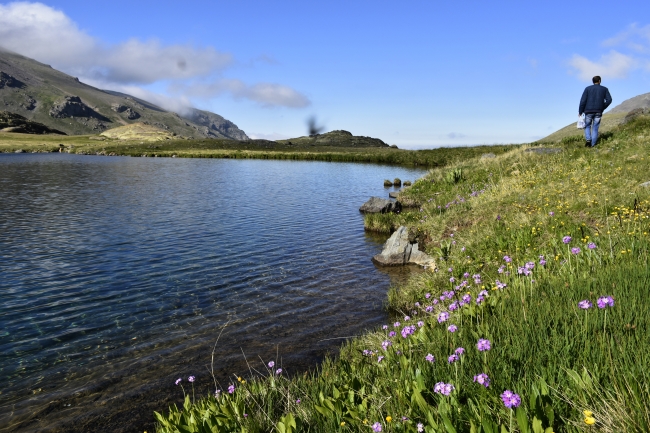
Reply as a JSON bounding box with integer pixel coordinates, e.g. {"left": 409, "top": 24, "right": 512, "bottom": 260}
{"left": 607, "top": 92, "right": 650, "bottom": 114}
{"left": 538, "top": 91, "right": 648, "bottom": 143}
{"left": 0, "top": 47, "right": 248, "bottom": 140}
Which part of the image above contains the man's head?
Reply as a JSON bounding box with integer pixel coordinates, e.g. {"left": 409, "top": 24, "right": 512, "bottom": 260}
{"left": 592, "top": 76, "right": 601, "bottom": 84}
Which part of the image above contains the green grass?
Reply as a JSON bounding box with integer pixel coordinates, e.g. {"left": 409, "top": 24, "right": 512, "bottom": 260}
{"left": 0, "top": 132, "right": 519, "bottom": 168}
{"left": 152, "top": 116, "right": 650, "bottom": 433}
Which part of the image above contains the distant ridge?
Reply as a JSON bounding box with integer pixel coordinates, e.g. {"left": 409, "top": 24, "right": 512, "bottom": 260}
{"left": 608, "top": 92, "right": 650, "bottom": 114}
{"left": 0, "top": 47, "right": 249, "bottom": 139}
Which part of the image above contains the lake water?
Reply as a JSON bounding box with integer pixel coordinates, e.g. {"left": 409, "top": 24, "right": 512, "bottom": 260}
{"left": 0, "top": 154, "right": 427, "bottom": 433}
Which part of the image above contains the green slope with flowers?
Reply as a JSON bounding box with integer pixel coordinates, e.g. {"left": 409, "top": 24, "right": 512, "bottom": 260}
{"left": 155, "top": 115, "right": 650, "bottom": 433}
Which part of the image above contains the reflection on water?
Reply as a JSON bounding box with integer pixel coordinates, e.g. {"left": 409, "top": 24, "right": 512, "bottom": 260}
{"left": 0, "top": 154, "right": 427, "bottom": 432}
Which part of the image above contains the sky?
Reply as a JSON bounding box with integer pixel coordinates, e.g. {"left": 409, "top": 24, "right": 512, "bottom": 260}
{"left": 1, "top": 1, "right": 650, "bottom": 148}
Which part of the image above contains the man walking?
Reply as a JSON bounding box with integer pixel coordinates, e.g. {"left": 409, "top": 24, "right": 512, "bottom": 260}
{"left": 579, "top": 76, "right": 612, "bottom": 147}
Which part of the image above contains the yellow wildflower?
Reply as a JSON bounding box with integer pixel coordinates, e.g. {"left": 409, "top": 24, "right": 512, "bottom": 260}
{"left": 584, "top": 416, "right": 596, "bottom": 425}
{"left": 340, "top": 422, "right": 346, "bottom": 426}
{"left": 386, "top": 416, "right": 392, "bottom": 423}
{"left": 583, "top": 410, "right": 593, "bottom": 417}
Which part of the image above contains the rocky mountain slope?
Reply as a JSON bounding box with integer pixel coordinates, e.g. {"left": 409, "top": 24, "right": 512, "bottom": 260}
{"left": 0, "top": 47, "right": 248, "bottom": 139}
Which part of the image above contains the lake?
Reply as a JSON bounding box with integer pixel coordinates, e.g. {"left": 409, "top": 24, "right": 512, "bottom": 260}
{"left": 0, "top": 154, "right": 427, "bottom": 432}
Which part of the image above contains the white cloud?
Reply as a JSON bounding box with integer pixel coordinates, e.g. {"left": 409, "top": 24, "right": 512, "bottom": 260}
{"left": 169, "top": 80, "right": 310, "bottom": 108}
{"left": 0, "top": 2, "right": 308, "bottom": 108}
{"left": 602, "top": 23, "right": 650, "bottom": 53}
{"left": 569, "top": 50, "right": 638, "bottom": 82}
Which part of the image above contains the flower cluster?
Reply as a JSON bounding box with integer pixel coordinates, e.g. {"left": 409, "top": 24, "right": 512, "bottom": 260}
{"left": 477, "top": 338, "right": 491, "bottom": 351}
{"left": 578, "top": 296, "right": 614, "bottom": 309}
{"left": 500, "top": 390, "right": 521, "bottom": 408}
{"left": 473, "top": 373, "right": 490, "bottom": 387}
{"left": 434, "top": 382, "right": 455, "bottom": 395}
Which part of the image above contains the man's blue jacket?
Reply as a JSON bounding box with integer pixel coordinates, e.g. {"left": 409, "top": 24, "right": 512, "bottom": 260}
{"left": 579, "top": 84, "right": 612, "bottom": 114}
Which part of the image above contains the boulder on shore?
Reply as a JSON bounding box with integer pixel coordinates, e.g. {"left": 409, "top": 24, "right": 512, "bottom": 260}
{"left": 359, "top": 197, "right": 402, "bottom": 214}
{"left": 372, "top": 226, "right": 435, "bottom": 267}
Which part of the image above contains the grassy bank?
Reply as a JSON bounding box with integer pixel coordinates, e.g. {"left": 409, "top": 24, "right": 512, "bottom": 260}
{"left": 0, "top": 132, "right": 518, "bottom": 168}
{"left": 151, "top": 115, "right": 650, "bottom": 433}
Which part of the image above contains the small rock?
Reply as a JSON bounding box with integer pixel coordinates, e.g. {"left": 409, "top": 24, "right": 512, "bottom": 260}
{"left": 403, "top": 181, "right": 412, "bottom": 186}
{"left": 383, "top": 179, "right": 393, "bottom": 187}
{"left": 481, "top": 153, "right": 496, "bottom": 159}
{"left": 359, "top": 197, "right": 402, "bottom": 214}
{"left": 372, "top": 226, "right": 435, "bottom": 267}
{"left": 393, "top": 178, "right": 402, "bottom": 186}
{"left": 389, "top": 191, "right": 400, "bottom": 199}
{"left": 15, "top": 149, "right": 25, "bottom": 153}
{"left": 640, "top": 181, "right": 650, "bottom": 188}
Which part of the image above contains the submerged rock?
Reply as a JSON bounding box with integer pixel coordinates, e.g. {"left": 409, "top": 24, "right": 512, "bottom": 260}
{"left": 372, "top": 226, "right": 435, "bottom": 267}
{"left": 359, "top": 197, "right": 402, "bottom": 214}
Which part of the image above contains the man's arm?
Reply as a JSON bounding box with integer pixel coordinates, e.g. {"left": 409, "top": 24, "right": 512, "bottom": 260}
{"left": 579, "top": 88, "right": 588, "bottom": 114}
{"left": 604, "top": 88, "right": 612, "bottom": 110}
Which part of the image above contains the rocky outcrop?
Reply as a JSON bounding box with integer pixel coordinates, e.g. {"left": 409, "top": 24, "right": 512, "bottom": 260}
{"left": 49, "top": 96, "right": 109, "bottom": 121}
{"left": 0, "top": 71, "right": 25, "bottom": 89}
{"left": 622, "top": 107, "right": 650, "bottom": 124}
{"left": 359, "top": 197, "right": 402, "bottom": 214}
{"left": 186, "top": 109, "right": 249, "bottom": 140}
{"left": 372, "top": 226, "right": 435, "bottom": 267}
{"left": 0, "top": 111, "right": 65, "bottom": 134}
{"left": 111, "top": 104, "right": 141, "bottom": 120}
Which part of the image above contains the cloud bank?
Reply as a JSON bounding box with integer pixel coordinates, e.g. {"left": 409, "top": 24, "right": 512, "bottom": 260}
{"left": 569, "top": 23, "right": 650, "bottom": 81}
{"left": 0, "top": 2, "right": 309, "bottom": 108}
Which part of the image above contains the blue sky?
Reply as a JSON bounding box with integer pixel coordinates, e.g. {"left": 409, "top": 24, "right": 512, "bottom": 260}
{"left": 1, "top": 1, "right": 650, "bottom": 147}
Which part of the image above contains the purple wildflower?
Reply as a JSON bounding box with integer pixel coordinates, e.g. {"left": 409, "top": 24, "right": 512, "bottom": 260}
{"left": 448, "top": 354, "right": 459, "bottom": 363}
{"left": 473, "top": 274, "right": 482, "bottom": 284}
{"left": 434, "top": 382, "right": 455, "bottom": 395}
{"left": 504, "top": 255, "right": 512, "bottom": 263}
{"left": 417, "top": 321, "right": 424, "bottom": 328}
{"left": 382, "top": 340, "right": 392, "bottom": 350}
{"left": 549, "top": 211, "right": 554, "bottom": 216}
{"left": 188, "top": 376, "right": 195, "bottom": 382}
{"left": 276, "top": 368, "right": 282, "bottom": 375}
{"left": 296, "top": 399, "right": 301, "bottom": 404}
{"left": 477, "top": 339, "right": 491, "bottom": 351}
{"left": 438, "top": 311, "right": 450, "bottom": 323}
{"left": 473, "top": 373, "right": 490, "bottom": 387}
{"left": 498, "top": 265, "right": 506, "bottom": 274}
{"left": 372, "top": 422, "right": 382, "bottom": 432}
{"left": 382, "top": 325, "right": 388, "bottom": 330}
{"left": 501, "top": 390, "right": 521, "bottom": 408}
{"left": 448, "top": 301, "right": 459, "bottom": 311}
{"left": 479, "top": 290, "right": 489, "bottom": 297}
{"left": 389, "top": 331, "right": 396, "bottom": 337}
{"left": 563, "top": 236, "right": 572, "bottom": 244}
{"left": 417, "top": 423, "right": 424, "bottom": 432}
{"left": 401, "top": 325, "right": 416, "bottom": 338}
{"left": 175, "top": 378, "right": 182, "bottom": 385}
{"left": 425, "top": 293, "right": 431, "bottom": 299}
{"left": 448, "top": 324, "right": 457, "bottom": 332}
{"left": 404, "top": 316, "right": 411, "bottom": 321}
{"left": 228, "top": 384, "right": 235, "bottom": 394}
{"left": 394, "top": 322, "right": 401, "bottom": 327}
{"left": 462, "top": 294, "right": 472, "bottom": 303}
{"left": 578, "top": 300, "right": 592, "bottom": 309}
{"left": 455, "top": 347, "right": 465, "bottom": 355}
{"left": 377, "top": 356, "right": 384, "bottom": 363}
{"left": 432, "top": 299, "right": 439, "bottom": 305}
{"left": 415, "top": 302, "right": 420, "bottom": 307}
{"left": 496, "top": 280, "right": 507, "bottom": 289}
{"left": 597, "top": 296, "right": 615, "bottom": 308}
{"left": 525, "top": 261, "right": 535, "bottom": 270}
{"left": 425, "top": 353, "right": 435, "bottom": 363}
{"left": 571, "top": 247, "right": 581, "bottom": 255}
{"left": 588, "top": 242, "right": 597, "bottom": 249}
{"left": 425, "top": 305, "right": 434, "bottom": 312}
{"left": 268, "top": 361, "right": 275, "bottom": 368}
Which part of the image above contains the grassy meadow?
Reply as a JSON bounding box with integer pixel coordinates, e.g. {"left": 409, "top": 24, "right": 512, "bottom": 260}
{"left": 0, "top": 131, "right": 517, "bottom": 169}
{"left": 150, "top": 115, "right": 650, "bottom": 433}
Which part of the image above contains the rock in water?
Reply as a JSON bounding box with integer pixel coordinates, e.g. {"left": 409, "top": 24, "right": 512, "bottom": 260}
{"left": 372, "top": 226, "right": 435, "bottom": 267}
{"left": 359, "top": 197, "right": 402, "bottom": 214}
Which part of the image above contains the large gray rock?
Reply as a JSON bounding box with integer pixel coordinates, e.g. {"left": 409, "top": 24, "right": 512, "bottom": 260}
{"left": 359, "top": 197, "right": 402, "bottom": 214}
{"left": 49, "top": 96, "right": 109, "bottom": 121}
{"left": 372, "top": 226, "right": 435, "bottom": 267}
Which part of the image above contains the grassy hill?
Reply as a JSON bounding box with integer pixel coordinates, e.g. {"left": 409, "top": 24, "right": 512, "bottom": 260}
{"left": 153, "top": 115, "right": 650, "bottom": 433}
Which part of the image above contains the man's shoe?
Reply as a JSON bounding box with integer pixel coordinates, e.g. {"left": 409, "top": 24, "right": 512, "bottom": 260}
{"left": 585, "top": 140, "right": 591, "bottom": 147}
